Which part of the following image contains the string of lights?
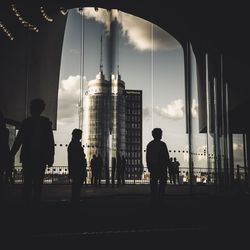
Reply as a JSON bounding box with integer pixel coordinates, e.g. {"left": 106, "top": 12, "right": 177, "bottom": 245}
{"left": 40, "top": 6, "right": 53, "bottom": 22}
{"left": 59, "top": 7, "right": 68, "bottom": 16}
{"left": 0, "top": 21, "right": 14, "bottom": 40}
{"left": 11, "top": 3, "right": 39, "bottom": 32}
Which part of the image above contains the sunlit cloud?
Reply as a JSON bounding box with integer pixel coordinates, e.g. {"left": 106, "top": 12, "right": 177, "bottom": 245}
{"left": 78, "top": 7, "right": 180, "bottom": 51}
{"left": 143, "top": 107, "right": 152, "bottom": 120}
{"left": 154, "top": 99, "right": 184, "bottom": 120}
{"left": 57, "top": 75, "right": 80, "bottom": 125}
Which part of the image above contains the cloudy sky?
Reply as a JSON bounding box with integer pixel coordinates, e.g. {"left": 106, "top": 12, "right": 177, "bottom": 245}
{"left": 53, "top": 8, "right": 245, "bottom": 171}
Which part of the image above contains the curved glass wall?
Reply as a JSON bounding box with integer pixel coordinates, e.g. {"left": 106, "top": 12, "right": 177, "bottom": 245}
{"left": 54, "top": 7, "right": 187, "bottom": 185}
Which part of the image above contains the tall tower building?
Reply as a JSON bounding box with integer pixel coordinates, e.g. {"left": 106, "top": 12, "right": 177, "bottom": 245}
{"left": 83, "top": 71, "right": 111, "bottom": 167}
{"left": 125, "top": 90, "right": 143, "bottom": 180}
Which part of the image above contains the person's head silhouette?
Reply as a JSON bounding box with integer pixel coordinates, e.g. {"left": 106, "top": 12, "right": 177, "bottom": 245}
{"left": 152, "top": 128, "right": 162, "bottom": 140}
{"left": 72, "top": 129, "right": 82, "bottom": 141}
{"left": 30, "top": 98, "right": 45, "bottom": 116}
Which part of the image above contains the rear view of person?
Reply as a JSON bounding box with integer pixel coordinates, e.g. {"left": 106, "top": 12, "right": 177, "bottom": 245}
{"left": 0, "top": 111, "right": 12, "bottom": 201}
{"left": 68, "top": 129, "right": 87, "bottom": 205}
{"left": 146, "top": 128, "right": 170, "bottom": 204}
{"left": 10, "top": 98, "right": 55, "bottom": 207}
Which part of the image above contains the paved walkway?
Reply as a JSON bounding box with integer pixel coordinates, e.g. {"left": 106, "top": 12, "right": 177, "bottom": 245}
{"left": 6, "top": 183, "right": 217, "bottom": 202}
{"left": 1, "top": 184, "right": 250, "bottom": 248}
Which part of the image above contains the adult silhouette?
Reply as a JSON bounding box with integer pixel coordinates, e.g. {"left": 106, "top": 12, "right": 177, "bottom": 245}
{"left": 120, "top": 155, "right": 126, "bottom": 185}
{"left": 0, "top": 111, "right": 11, "bottom": 201}
{"left": 104, "top": 155, "right": 109, "bottom": 186}
{"left": 146, "top": 128, "right": 170, "bottom": 203}
{"left": 68, "top": 129, "right": 87, "bottom": 205}
{"left": 116, "top": 152, "right": 122, "bottom": 186}
{"left": 168, "top": 157, "right": 174, "bottom": 184}
{"left": 173, "top": 157, "right": 180, "bottom": 184}
{"left": 96, "top": 154, "right": 103, "bottom": 185}
{"left": 90, "top": 154, "right": 98, "bottom": 185}
{"left": 111, "top": 157, "right": 116, "bottom": 188}
{"left": 10, "top": 98, "right": 55, "bottom": 207}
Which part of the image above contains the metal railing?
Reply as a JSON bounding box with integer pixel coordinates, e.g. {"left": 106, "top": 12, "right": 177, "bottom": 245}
{"left": 11, "top": 166, "right": 220, "bottom": 185}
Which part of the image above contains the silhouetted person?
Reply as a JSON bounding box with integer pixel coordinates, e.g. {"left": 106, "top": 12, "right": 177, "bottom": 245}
{"left": 120, "top": 156, "right": 126, "bottom": 185}
{"left": 68, "top": 129, "right": 87, "bottom": 205}
{"left": 173, "top": 157, "right": 180, "bottom": 184}
{"left": 0, "top": 111, "right": 12, "bottom": 201}
{"left": 96, "top": 154, "right": 103, "bottom": 185}
{"left": 146, "top": 128, "right": 170, "bottom": 204}
{"left": 111, "top": 157, "right": 116, "bottom": 188}
{"left": 104, "top": 155, "right": 109, "bottom": 186}
{"left": 90, "top": 154, "right": 98, "bottom": 186}
{"left": 10, "top": 98, "right": 55, "bottom": 207}
{"left": 116, "top": 153, "right": 122, "bottom": 186}
{"left": 168, "top": 157, "right": 174, "bottom": 184}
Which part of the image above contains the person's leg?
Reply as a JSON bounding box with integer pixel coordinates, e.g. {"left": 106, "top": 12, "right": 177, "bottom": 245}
{"left": 159, "top": 175, "right": 167, "bottom": 203}
{"left": 71, "top": 178, "right": 82, "bottom": 205}
{"left": 150, "top": 172, "right": 158, "bottom": 203}
{"left": 22, "top": 165, "right": 33, "bottom": 206}
{"left": 33, "top": 165, "right": 46, "bottom": 205}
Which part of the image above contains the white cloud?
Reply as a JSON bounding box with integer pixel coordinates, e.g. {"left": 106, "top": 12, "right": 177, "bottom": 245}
{"left": 154, "top": 99, "right": 184, "bottom": 120}
{"left": 57, "top": 75, "right": 80, "bottom": 125}
{"left": 78, "top": 7, "right": 180, "bottom": 51}
{"left": 143, "top": 107, "right": 152, "bottom": 120}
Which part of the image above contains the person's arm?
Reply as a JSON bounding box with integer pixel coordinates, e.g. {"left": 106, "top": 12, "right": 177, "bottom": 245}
{"left": 146, "top": 144, "right": 152, "bottom": 172}
{"left": 47, "top": 121, "right": 55, "bottom": 167}
{"left": 67, "top": 146, "right": 72, "bottom": 178}
{"left": 10, "top": 122, "right": 24, "bottom": 158}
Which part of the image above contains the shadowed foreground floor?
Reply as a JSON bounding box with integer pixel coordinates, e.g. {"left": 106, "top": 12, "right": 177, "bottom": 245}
{"left": 1, "top": 184, "right": 250, "bottom": 248}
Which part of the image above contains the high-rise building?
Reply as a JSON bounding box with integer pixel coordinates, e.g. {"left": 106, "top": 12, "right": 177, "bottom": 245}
{"left": 124, "top": 90, "right": 143, "bottom": 180}
{"left": 83, "top": 71, "right": 111, "bottom": 167}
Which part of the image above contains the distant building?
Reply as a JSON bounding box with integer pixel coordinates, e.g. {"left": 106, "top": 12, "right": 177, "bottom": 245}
{"left": 83, "top": 71, "right": 111, "bottom": 167}
{"left": 83, "top": 68, "right": 142, "bottom": 181}
{"left": 124, "top": 90, "right": 143, "bottom": 180}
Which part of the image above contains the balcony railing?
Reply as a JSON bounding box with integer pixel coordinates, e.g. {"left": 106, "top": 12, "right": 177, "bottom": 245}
{"left": 10, "top": 166, "right": 225, "bottom": 185}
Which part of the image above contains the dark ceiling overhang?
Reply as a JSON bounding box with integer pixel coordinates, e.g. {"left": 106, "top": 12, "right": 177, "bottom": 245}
{"left": 1, "top": 0, "right": 250, "bottom": 133}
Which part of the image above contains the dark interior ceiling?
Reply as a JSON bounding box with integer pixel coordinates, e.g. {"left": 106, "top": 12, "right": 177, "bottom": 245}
{"left": 1, "top": 0, "right": 250, "bottom": 132}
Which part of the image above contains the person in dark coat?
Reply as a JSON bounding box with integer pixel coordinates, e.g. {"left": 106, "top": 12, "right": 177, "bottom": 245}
{"left": 120, "top": 156, "right": 126, "bottom": 185}
{"left": 96, "top": 154, "right": 103, "bottom": 185}
{"left": 10, "top": 98, "right": 55, "bottom": 207}
{"left": 90, "top": 154, "right": 98, "bottom": 186}
{"left": 146, "top": 128, "right": 170, "bottom": 203}
{"left": 168, "top": 157, "right": 174, "bottom": 184}
{"left": 173, "top": 157, "right": 180, "bottom": 184}
{"left": 0, "top": 111, "right": 12, "bottom": 201}
{"left": 68, "top": 129, "right": 87, "bottom": 205}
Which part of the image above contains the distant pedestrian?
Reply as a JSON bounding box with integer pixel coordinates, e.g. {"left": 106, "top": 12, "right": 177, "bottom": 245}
{"left": 10, "top": 98, "right": 55, "bottom": 207}
{"left": 116, "top": 153, "right": 122, "bottom": 186}
{"left": 146, "top": 128, "right": 170, "bottom": 204}
{"left": 90, "top": 154, "right": 98, "bottom": 185}
{"left": 104, "top": 155, "right": 109, "bottom": 186}
{"left": 168, "top": 157, "right": 174, "bottom": 184}
{"left": 68, "top": 129, "right": 87, "bottom": 205}
{"left": 111, "top": 157, "right": 116, "bottom": 188}
{"left": 120, "top": 156, "right": 126, "bottom": 185}
{"left": 0, "top": 111, "right": 12, "bottom": 201}
{"left": 173, "top": 157, "right": 180, "bottom": 184}
{"left": 96, "top": 154, "right": 103, "bottom": 185}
